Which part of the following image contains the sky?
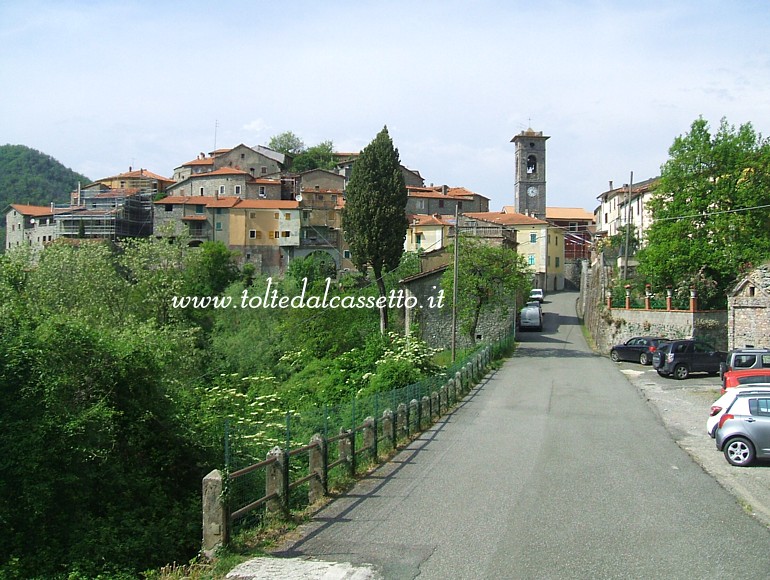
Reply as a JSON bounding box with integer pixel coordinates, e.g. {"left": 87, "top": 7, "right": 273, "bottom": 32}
{"left": 2, "top": 0, "right": 770, "bottom": 213}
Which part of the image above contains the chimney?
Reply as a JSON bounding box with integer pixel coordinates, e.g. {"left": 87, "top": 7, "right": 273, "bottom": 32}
{"left": 441, "top": 185, "right": 448, "bottom": 196}
{"left": 609, "top": 180, "right": 613, "bottom": 191}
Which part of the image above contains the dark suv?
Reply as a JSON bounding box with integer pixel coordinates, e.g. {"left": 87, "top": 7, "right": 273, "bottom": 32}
{"left": 652, "top": 339, "right": 727, "bottom": 380}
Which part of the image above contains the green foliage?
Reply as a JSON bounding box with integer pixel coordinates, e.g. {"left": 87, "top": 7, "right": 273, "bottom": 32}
{"left": 638, "top": 117, "right": 770, "bottom": 308}
{"left": 268, "top": 131, "right": 305, "bottom": 156}
{"left": 292, "top": 141, "right": 336, "bottom": 172}
{"left": 441, "top": 236, "right": 531, "bottom": 344}
{"left": 267, "top": 132, "right": 337, "bottom": 172}
{"left": 286, "top": 251, "right": 337, "bottom": 287}
{"left": 0, "top": 144, "right": 91, "bottom": 252}
{"left": 342, "top": 126, "right": 408, "bottom": 331}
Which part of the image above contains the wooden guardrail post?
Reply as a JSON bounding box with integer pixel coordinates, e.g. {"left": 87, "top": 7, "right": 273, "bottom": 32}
{"left": 308, "top": 434, "right": 326, "bottom": 503}
{"left": 266, "top": 446, "right": 286, "bottom": 516}
{"left": 202, "top": 469, "right": 228, "bottom": 557}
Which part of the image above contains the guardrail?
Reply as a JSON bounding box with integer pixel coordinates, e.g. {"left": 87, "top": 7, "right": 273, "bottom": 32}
{"left": 201, "top": 345, "right": 496, "bottom": 556}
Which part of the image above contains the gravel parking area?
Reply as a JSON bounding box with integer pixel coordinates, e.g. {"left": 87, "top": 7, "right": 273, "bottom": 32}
{"left": 616, "top": 363, "right": 770, "bottom": 527}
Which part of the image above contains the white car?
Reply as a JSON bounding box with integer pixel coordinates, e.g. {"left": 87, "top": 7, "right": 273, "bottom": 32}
{"left": 707, "top": 384, "right": 770, "bottom": 437}
{"left": 529, "top": 288, "right": 544, "bottom": 303}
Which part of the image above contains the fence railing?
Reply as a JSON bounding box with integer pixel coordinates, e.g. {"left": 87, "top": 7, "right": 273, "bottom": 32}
{"left": 201, "top": 342, "right": 502, "bottom": 556}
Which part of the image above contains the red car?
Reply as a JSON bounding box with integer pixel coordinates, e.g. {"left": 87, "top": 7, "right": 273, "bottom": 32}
{"left": 721, "top": 368, "right": 770, "bottom": 394}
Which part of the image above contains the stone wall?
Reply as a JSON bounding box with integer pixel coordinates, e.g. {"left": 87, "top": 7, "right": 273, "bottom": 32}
{"left": 578, "top": 256, "right": 728, "bottom": 353}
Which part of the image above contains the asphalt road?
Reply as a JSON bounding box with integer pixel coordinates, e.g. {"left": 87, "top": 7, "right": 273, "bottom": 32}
{"left": 251, "top": 291, "right": 770, "bottom": 579}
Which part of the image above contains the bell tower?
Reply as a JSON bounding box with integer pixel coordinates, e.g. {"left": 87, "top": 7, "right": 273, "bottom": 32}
{"left": 512, "top": 128, "right": 549, "bottom": 219}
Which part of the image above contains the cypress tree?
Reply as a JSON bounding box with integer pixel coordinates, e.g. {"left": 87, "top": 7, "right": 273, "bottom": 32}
{"left": 342, "top": 126, "right": 408, "bottom": 333}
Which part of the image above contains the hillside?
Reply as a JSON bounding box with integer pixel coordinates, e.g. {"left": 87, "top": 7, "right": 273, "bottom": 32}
{"left": 0, "top": 144, "right": 90, "bottom": 251}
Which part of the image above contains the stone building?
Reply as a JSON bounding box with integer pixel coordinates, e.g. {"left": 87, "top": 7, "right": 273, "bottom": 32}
{"left": 728, "top": 263, "right": 770, "bottom": 350}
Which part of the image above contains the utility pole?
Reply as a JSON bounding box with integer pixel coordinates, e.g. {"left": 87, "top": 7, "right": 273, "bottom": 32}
{"left": 622, "top": 171, "right": 633, "bottom": 280}
{"left": 451, "top": 203, "right": 460, "bottom": 362}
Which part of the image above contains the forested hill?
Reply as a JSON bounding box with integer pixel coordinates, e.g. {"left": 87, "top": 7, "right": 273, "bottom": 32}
{"left": 0, "top": 144, "right": 90, "bottom": 208}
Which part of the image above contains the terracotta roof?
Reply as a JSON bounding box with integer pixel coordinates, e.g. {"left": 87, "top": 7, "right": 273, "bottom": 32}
{"left": 181, "top": 215, "right": 208, "bottom": 221}
{"left": 205, "top": 197, "right": 242, "bottom": 208}
{"left": 446, "top": 187, "right": 488, "bottom": 200}
{"left": 98, "top": 169, "right": 171, "bottom": 182}
{"left": 9, "top": 204, "right": 56, "bottom": 217}
{"left": 408, "top": 214, "right": 454, "bottom": 226}
{"left": 463, "top": 211, "right": 548, "bottom": 226}
{"left": 236, "top": 200, "right": 299, "bottom": 210}
{"left": 301, "top": 187, "right": 344, "bottom": 194}
{"left": 189, "top": 167, "right": 250, "bottom": 177}
{"left": 181, "top": 158, "right": 215, "bottom": 167}
{"left": 545, "top": 207, "right": 596, "bottom": 221}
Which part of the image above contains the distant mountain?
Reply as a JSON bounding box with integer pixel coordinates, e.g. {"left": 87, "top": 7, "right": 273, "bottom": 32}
{"left": 0, "top": 144, "right": 90, "bottom": 209}
{"left": 0, "top": 144, "right": 91, "bottom": 252}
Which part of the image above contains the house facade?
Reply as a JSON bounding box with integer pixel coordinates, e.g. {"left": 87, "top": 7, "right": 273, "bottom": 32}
{"left": 594, "top": 177, "right": 658, "bottom": 243}
{"left": 728, "top": 263, "right": 770, "bottom": 350}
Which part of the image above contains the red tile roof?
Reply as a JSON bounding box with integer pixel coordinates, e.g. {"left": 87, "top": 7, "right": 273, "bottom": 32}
{"left": 463, "top": 212, "right": 548, "bottom": 226}
{"left": 9, "top": 204, "right": 56, "bottom": 217}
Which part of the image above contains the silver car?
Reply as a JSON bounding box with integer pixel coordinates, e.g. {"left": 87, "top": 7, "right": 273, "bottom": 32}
{"left": 715, "top": 392, "right": 770, "bottom": 466}
{"left": 519, "top": 304, "right": 543, "bottom": 332}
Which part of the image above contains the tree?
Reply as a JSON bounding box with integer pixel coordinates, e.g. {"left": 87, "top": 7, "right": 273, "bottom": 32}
{"left": 638, "top": 117, "right": 770, "bottom": 308}
{"left": 292, "top": 140, "right": 336, "bottom": 172}
{"left": 268, "top": 131, "right": 305, "bottom": 156}
{"left": 441, "top": 236, "right": 531, "bottom": 345}
{"left": 342, "top": 126, "right": 408, "bottom": 333}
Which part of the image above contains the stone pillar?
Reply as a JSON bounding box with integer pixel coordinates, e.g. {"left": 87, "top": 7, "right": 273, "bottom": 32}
{"left": 624, "top": 285, "right": 631, "bottom": 309}
{"left": 202, "top": 469, "right": 228, "bottom": 557}
{"left": 455, "top": 371, "right": 462, "bottom": 395}
{"left": 439, "top": 385, "right": 447, "bottom": 414}
{"left": 363, "top": 416, "right": 376, "bottom": 460}
{"left": 265, "top": 446, "right": 286, "bottom": 516}
{"left": 396, "top": 403, "right": 407, "bottom": 440}
{"left": 308, "top": 434, "right": 326, "bottom": 504}
{"left": 382, "top": 409, "right": 394, "bottom": 449}
{"left": 430, "top": 392, "right": 439, "bottom": 420}
{"left": 421, "top": 396, "right": 430, "bottom": 427}
{"left": 409, "top": 399, "right": 419, "bottom": 433}
{"left": 644, "top": 284, "right": 651, "bottom": 310}
{"left": 666, "top": 287, "right": 673, "bottom": 311}
{"left": 690, "top": 288, "right": 697, "bottom": 312}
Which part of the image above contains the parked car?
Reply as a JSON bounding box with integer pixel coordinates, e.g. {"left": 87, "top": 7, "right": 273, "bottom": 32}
{"left": 707, "top": 385, "right": 770, "bottom": 438}
{"left": 610, "top": 336, "right": 669, "bottom": 365}
{"left": 529, "top": 288, "right": 544, "bottom": 303}
{"left": 715, "top": 392, "right": 770, "bottom": 466}
{"left": 519, "top": 303, "right": 543, "bottom": 331}
{"left": 720, "top": 347, "right": 770, "bottom": 385}
{"left": 652, "top": 339, "right": 727, "bottom": 380}
{"left": 721, "top": 368, "right": 770, "bottom": 394}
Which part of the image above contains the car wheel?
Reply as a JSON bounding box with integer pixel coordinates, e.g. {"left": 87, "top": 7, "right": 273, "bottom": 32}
{"left": 610, "top": 350, "right": 620, "bottom": 362}
{"left": 639, "top": 352, "right": 649, "bottom": 365}
{"left": 673, "top": 364, "right": 689, "bottom": 380}
{"left": 724, "top": 437, "right": 755, "bottom": 467}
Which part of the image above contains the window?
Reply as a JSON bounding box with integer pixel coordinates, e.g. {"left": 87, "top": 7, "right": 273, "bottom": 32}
{"left": 555, "top": 257, "right": 560, "bottom": 267}
{"left": 165, "top": 204, "right": 173, "bottom": 212}
{"left": 749, "top": 398, "right": 770, "bottom": 416}
{"left": 274, "top": 231, "right": 279, "bottom": 239}
{"left": 281, "top": 231, "right": 290, "bottom": 238}
{"left": 249, "top": 230, "right": 257, "bottom": 239}
{"left": 749, "top": 286, "right": 756, "bottom": 297}
{"left": 274, "top": 212, "right": 279, "bottom": 219}
{"left": 219, "top": 185, "right": 225, "bottom": 195}
{"left": 569, "top": 222, "right": 578, "bottom": 232}
{"left": 530, "top": 233, "right": 537, "bottom": 243}
{"left": 343, "top": 250, "right": 351, "bottom": 259}
{"left": 457, "top": 201, "right": 463, "bottom": 209}
{"left": 261, "top": 166, "right": 267, "bottom": 174}
{"left": 235, "top": 185, "right": 242, "bottom": 195}
{"left": 526, "top": 155, "right": 537, "bottom": 174}
{"left": 331, "top": 195, "right": 337, "bottom": 203}
{"left": 255, "top": 231, "right": 262, "bottom": 239}
{"left": 259, "top": 186, "right": 266, "bottom": 198}
{"left": 416, "top": 233, "right": 423, "bottom": 248}
{"left": 216, "top": 208, "right": 222, "bottom": 215}
{"left": 303, "top": 210, "right": 311, "bottom": 220}
{"left": 439, "top": 199, "right": 444, "bottom": 208}
{"left": 200, "top": 187, "right": 205, "bottom": 196}
{"left": 285, "top": 213, "right": 291, "bottom": 220}
{"left": 734, "top": 355, "right": 757, "bottom": 368}
{"left": 195, "top": 205, "right": 204, "bottom": 214}
{"left": 250, "top": 212, "right": 257, "bottom": 219}
{"left": 528, "top": 254, "right": 535, "bottom": 266}
{"left": 416, "top": 199, "right": 425, "bottom": 210}
{"left": 216, "top": 222, "right": 222, "bottom": 231}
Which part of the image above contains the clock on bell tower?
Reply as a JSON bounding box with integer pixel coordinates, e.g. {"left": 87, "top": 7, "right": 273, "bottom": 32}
{"left": 512, "top": 128, "right": 549, "bottom": 219}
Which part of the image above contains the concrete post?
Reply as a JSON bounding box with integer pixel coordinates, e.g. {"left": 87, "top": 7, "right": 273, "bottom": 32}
{"left": 448, "top": 378, "right": 455, "bottom": 405}
{"left": 308, "top": 434, "right": 326, "bottom": 504}
{"left": 455, "top": 371, "right": 462, "bottom": 395}
{"left": 410, "top": 398, "right": 419, "bottom": 433}
{"left": 439, "top": 385, "right": 447, "bottom": 414}
{"left": 202, "top": 469, "right": 228, "bottom": 557}
{"left": 265, "top": 446, "right": 286, "bottom": 516}
{"left": 421, "top": 396, "right": 430, "bottom": 426}
{"left": 430, "top": 392, "right": 439, "bottom": 420}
